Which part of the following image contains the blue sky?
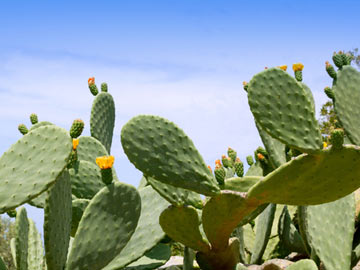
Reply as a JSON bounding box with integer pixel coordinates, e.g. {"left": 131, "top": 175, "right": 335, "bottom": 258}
{"left": 0, "top": 0, "right": 359, "bottom": 233}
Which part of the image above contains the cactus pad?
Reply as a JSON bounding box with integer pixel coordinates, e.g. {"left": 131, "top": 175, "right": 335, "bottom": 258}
{"left": 90, "top": 92, "right": 115, "bottom": 153}
{"left": 0, "top": 125, "right": 72, "bottom": 213}
{"left": 70, "top": 199, "right": 89, "bottom": 237}
{"left": 121, "top": 115, "right": 220, "bottom": 196}
{"left": 159, "top": 205, "right": 210, "bottom": 253}
{"left": 247, "top": 145, "right": 360, "bottom": 205}
{"left": 248, "top": 68, "right": 322, "bottom": 153}
{"left": 245, "top": 162, "right": 263, "bottom": 177}
{"left": 44, "top": 170, "right": 72, "bottom": 270}
{"left": 69, "top": 160, "right": 105, "bottom": 199}
{"left": 286, "top": 259, "right": 317, "bottom": 270}
{"left": 146, "top": 176, "right": 203, "bottom": 209}
{"left": 301, "top": 194, "right": 355, "bottom": 270}
{"left": 66, "top": 182, "right": 141, "bottom": 270}
{"left": 223, "top": 176, "right": 261, "bottom": 192}
{"left": 202, "top": 190, "right": 258, "bottom": 251}
{"left": 28, "top": 219, "right": 44, "bottom": 270}
{"left": 15, "top": 207, "right": 29, "bottom": 270}
{"left": 103, "top": 186, "right": 169, "bottom": 270}
{"left": 29, "top": 121, "right": 53, "bottom": 131}
{"left": 333, "top": 66, "right": 360, "bottom": 145}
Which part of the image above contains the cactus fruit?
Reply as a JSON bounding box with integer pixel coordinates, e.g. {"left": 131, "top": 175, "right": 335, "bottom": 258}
{"left": 101, "top": 82, "right": 108, "bottom": 92}
{"left": 18, "top": 124, "right": 28, "bottom": 135}
{"left": 88, "top": 77, "right": 98, "bottom": 96}
{"left": 243, "top": 81, "right": 248, "bottom": 92}
{"left": 29, "top": 113, "right": 38, "bottom": 125}
{"left": 95, "top": 156, "right": 115, "bottom": 185}
{"left": 326, "top": 61, "right": 337, "bottom": 79}
{"left": 227, "top": 147, "right": 237, "bottom": 162}
{"left": 324, "top": 86, "right": 335, "bottom": 100}
{"left": 246, "top": 155, "right": 254, "bottom": 166}
{"left": 69, "top": 119, "right": 85, "bottom": 138}
{"left": 329, "top": 128, "right": 344, "bottom": 150}
{"left": 292, "top": 63, "right": 304, "bottom": 82}
{"left": 234, "top": 158, "right": 244, "bottom": 177}
{"left": 221, "top": 155, "right": 232, "bottom": 168}
{"left": 214, "top": 160, "right": 226, "bottom": 185}
{"left": 333, "top": 51, "right": 344, "bottom": 68}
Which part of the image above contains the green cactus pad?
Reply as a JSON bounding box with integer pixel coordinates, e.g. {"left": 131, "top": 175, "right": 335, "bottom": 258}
{"left": 67, "top": 182, "right": 141, "bottom": 270}
{"left": 333, "top": 66, "right": 360, "bottom": 145}
{"left": 301, "top": 194, "right": 355, "bottom": 270}
{"left": 278, "top": 206, "right": 307, "bottom": 254}
{"left": 138, "top": 176, "right": 149, "bottom": 189}
{"left": 224, "top": 176, "right": 261, "bottom": 192}
{"left": 245, "top": 162, "right": 263, "bottom": 177}
{"left": 28, "top": 219, "right": 44, "bottom": 270}
{"left": 121, "top": 115, "right": 220, "bottom": 196}
{"left": 15, "top": 207, "right": 29, "bottom": 270}
{"left": 70, "top": 199, "right": 89, "bottom": 237}
{"left": 124, "top": 244, "right": 171, "bottom": 270}
{"left": 159, "top": 205, "right": 210, "bottom": 253}
{"left": 29, "top": 121, "right": 53, "bottom": 131}
{"left": 146, "top": 176, "right": 203, "bottom": 209}
{"left": 0, "top": 125, "right": 72, "bottom": 213}
{"left": 103, "top": 186, "right": 169, "bottom": 270}
{"left": 250, "top": 204, "right": 276, "bottom": 264}
{"left": 90, "top": 92, "right": 115, "bottom": 153}
{"left": 44, "top": 170, "right": 72, "bottom": 270}
{"left": 255, "top": 122, "right": 286, "bottom": 168}
{"left": 247, "top": 145, "right": 360, "bottom": 205}
{"left": 28, "top": 192, "right": 47, "bottom": 208}
{"left": 69, "top": 160, "right": 105, "bottom": 199}
{"left": 286, "top": 259, "right": 317, "bottom": 270}
{"left": 202, "top": 190, "right": 258, "bottom": 251}
{"left": 248, "top": 68, "right": 322, "bottom": 153}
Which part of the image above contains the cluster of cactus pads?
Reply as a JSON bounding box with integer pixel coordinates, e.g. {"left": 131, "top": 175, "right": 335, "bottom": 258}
{"left": 1, "top": 52, "right": 360, "bottom": 270}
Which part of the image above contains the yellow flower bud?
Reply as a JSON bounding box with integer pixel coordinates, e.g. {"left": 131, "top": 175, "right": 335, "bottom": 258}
{"left": 88, "top": 77, "right": 95, "bottom": 86}
{"left": 292, "top": 63, "right": 304, "bottom": 72}
{"left": 72, "top": 139, "right": 79, "bottom": 150}
{"left": 278, "top": 65, "right": 287, "bottom": 71}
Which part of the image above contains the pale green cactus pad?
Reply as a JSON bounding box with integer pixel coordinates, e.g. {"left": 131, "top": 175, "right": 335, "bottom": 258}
{"left": 301, "top": 194, "right": 355, "bottom": 270}
{"left": 121, "top": 115, "right": 220, "bottom": 196}
{"left": 103, "top": 186, "right": 169, "bottom": 270}
{"left": 90, "top": 92, "right": 115, "bottom": 153}
{"left": 245, "top": 162, "right": 263, "bottom": 177}
{"left": 202, "top": 190, "right": 258, "bottom": 251}
{"left": 69, "top": 160, "right": 105, "bottom": 200}
{"left": 247, "top": 145, "right": 360, "bottom": 205}
{"left": 0, "top": 125, "right": 72, "bottom": 213}
{"left": 248, "top": 68, "right": 322, "bottom": 153}
{"left": 159, "top": 205, "right": 210, "bottom": 253}
{"left": 286, "top": 259, "right": 318, "bottom": 270}
{"left": 255, "top": 122, "right": 286, "bottom": 168}
{"left": 15, "top": 207, "right": 29, "bottom": 270}
{"left": 146, "top": 176, "right": 203, "bottom": 209}
{"left": 10, "top": 238, "right": 16, "bottom": 268}
{"left": 66, "top": 182, "right": 141, "bottom": 270}
{"left": 29, "top": 121, "right": 53, "bottom": 131}
{"left": 250, "top": 203, "right": 276, "bottom": 264}
{"left": 333, "top": 66, "right": 360, "bottom": 145}
{"left": 223, "top": 176, "right": 262, "bottom": 192}
{"left": 28, "top": 219, "right": 44, "bottom": 270}
{"left": 124, "top": 244, "right": 171, "bottom": 270}
{"left": 44, "top": 170, "right": 72, "bottom": 270}
{"left": 28, "top": 192, "right": 47, "bottom": 208}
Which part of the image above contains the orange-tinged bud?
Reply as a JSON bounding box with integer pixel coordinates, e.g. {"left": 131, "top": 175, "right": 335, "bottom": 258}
{"left": 88, "top": 77, "right": 95, "bottom": 86}
{"left": 278, "top": 65, "right": 287, "bottom": 71}
{"left": 215, "top": 159, "right": 221, "bottom": 166}
{"left": 72, "top": 139, "right": 79, "bottom": 150}
{"left": 257, "top": 153, "right": 265, "bottom": 160}
{"left": 292, "top": 63, "right": 304, "bottom": 72}
{"left": 208, "top": 165, "right": 212, "bottom": 173}
{"left": 96, "top": 156, "right": 115, "bottom": 169}
{"left": 243, "top": 81, "right": 248, "bottom": 86}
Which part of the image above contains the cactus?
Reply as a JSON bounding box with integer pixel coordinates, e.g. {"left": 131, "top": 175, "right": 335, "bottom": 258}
{"left": 29, "top": 113, "right": 38, "bottom": 125}
{"left": 69, "top": 119, "right": 84, "bottom": 139}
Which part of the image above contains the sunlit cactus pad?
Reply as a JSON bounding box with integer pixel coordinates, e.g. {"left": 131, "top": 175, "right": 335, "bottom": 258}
{"left": 247, "top": 145, "right": 360, "bottom": 205}
{"left": 248, "top": 68, "right": 322, "bottom": 153}
{"left": 0, "top": 125, "right": 72, "bottom": 213}
{"left": 121, "top": 115, "right": 220, "bottom": 196}
{"left": 333, "top": 66, "right": 360, "bottom": 145}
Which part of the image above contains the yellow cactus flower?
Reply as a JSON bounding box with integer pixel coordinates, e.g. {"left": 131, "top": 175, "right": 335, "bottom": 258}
{"left": 257, "top": 153, "right": 265, "bottom": 160}
{"left": 278, "top": 65, "right": 287, "bottom": 71}
{"left": 215, "top": 159, "right": 221, "bottom": 166}
{"left": 323, "top": 142, "right": 328, "bottom": 148}
{"left": 72, "top": 139, "right": 79, "bottom": 150}
{"left": 292, "top": 63, "right": 304, "bottom": 72}
{"left": 96, "top": 156, "right": 115, "bottom": 169}
{"left": 88, "top": 77, "right": 95, "bottom": 86}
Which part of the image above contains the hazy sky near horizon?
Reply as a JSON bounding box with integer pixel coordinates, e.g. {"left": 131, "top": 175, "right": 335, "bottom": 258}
{"left": 0, "top": 0, "right": 359, "bottom": 233}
